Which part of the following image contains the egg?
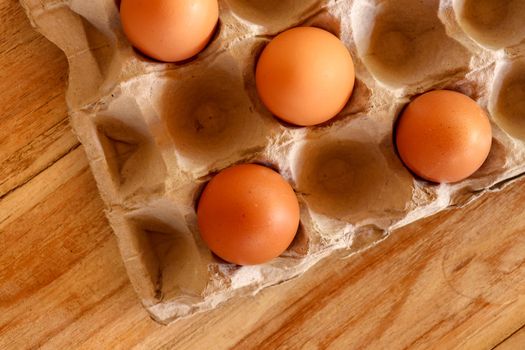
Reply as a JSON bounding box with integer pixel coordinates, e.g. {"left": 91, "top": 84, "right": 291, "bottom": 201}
{"left": 197, "top": 164, "right": 300, "bottom": 265}
{"left": 120, "top": 0, "right": 219, "bottom": 62}
{"left": 255, "top": 27, "right": 355, "bottom": 126}
{"left": 396, "top": 90, "right": 492, "bottom": 183}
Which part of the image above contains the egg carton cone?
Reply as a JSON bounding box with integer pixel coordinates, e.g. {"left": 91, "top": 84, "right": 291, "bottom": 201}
{"left": 19, "top": 0, "right": 525, "bottom": 324}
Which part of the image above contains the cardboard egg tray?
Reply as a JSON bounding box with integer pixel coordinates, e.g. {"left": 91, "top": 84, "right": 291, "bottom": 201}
{"left": 20, "top": 0, "right": 525, "bottom": 323}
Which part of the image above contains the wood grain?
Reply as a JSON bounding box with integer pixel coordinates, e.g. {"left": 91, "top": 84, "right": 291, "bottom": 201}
{"left": 1, "top": 0, "right": 524, "bottom": 349}
{"left": 494, "top": 326, "right": 525, "bottom": 350}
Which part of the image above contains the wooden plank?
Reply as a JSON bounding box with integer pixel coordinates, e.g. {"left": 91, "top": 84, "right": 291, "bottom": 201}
{"left": 0, "top": 0, "right": 71, "bottom": 197}
{"left": 0, "top": 118, "right": 78, "bottom": 198}
{"left": 494, "top": 325, "right": 525, "bottom": 350}
{"left": 1, "top": 0, "right": 524, "bottom": 349}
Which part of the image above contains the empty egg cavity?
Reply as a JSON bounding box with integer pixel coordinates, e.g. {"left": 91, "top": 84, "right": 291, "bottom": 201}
{"left": 294, "top": 134, "right": 414, "bottom": 225}
{"left": 351, "top": 0, "right": 471, "bottom": 88}
{"left": 490, "top": 58, "right": 525, "bottom": 141}
{"left": 453, "top": 0, "right": 525, "bottom": 49}
{"left": 94, "top": 97, "right": 167, "bottom": 198}
{"left": 151, "top": 54, "right": 271, "bottom": 173}
{"left": 124, "top": 204, "right": 210, "bottom": 303}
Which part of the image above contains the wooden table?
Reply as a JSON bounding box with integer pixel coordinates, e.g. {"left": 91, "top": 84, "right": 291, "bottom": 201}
{"left": 1, "top": 1, "right": 524, "bottom": 348}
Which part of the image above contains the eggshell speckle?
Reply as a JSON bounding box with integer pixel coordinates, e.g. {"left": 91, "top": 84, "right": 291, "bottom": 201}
{"left": 255, "top": 27, "right": 355, "bottom": 126}
{"left": 396, "top": 90, "right": 493, "bottom": 183}
{"left": 197, "top": 164, "right": 300, "bottom": 265}
{"left": 120, "top": 0, "right": 219, "bottom": 62}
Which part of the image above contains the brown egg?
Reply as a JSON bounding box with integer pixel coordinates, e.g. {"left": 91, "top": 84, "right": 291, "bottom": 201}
{"left": 396, "top": 90, "right": 492, "bottom": 183}
{"left": 120, "top": 0, "right": 219, "bottom": 62}
{"left": 255, "top": 27, "right": 355, "bottom": 126}
{"left": 197, "top": 164, "right": 300, "bottom": 265}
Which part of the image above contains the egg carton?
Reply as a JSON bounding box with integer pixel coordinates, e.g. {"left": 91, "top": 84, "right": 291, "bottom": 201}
{"left": 20, "top": 0, "right": 525, "bottom": 324}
